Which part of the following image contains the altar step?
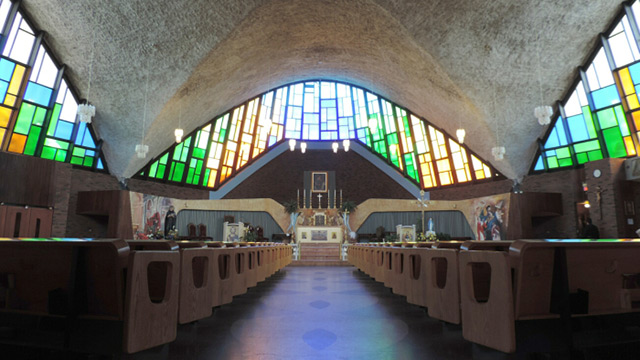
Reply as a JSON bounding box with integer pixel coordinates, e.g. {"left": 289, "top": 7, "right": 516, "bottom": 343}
{"left": 299, "top": 243, "right": 341, "bottom": 261}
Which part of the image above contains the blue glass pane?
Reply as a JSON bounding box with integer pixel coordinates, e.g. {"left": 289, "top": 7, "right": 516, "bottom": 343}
{"left": 54, "top": 120, "right": 74, "bottom": 140}
{"left": 24, "top": 82, "right": 53, "bottom": 106}
{"left": 97, "top": 158, "right": 104, "bottom": 170}
{"left": 86, "top": 150, "right": 95, "bottom": 157}
{"left": 74, "top": 122, "right": 87, "bottom": 145}
{"left": 591, "top": 85, "right": 621, "bottom": 110}
{"left": 629, "top": 62, "right": 640, "bottom": 84}
{"left": 534, "top": 155, "right": 544, "bottom": 171}
{"left": 567, "top": 115, "right": 589, "bottom": 142}
{"left": 0, "top": 81, "right": 8, "bottom": 98}
{"left": 0, "top": 58, "right": 15, "bottom": 81}
{"left": 545, "top": 119, "right": 569, "bottom": 148}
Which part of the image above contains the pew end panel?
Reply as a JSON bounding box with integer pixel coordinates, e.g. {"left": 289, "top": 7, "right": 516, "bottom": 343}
{"left": 178, "top": 247, "right": 214, "bottom": 324}
{"left": 459, "top": 250, "right": 516, "bottom": 353}
{"left": 426, "top": 248, "right": 461, "bottom": 324}
{"left": 123, "top": 250, "right": 180, "bottom": 354}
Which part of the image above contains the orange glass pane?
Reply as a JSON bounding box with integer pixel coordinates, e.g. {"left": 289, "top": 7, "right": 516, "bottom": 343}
{"left": 207, "top": 171, "right": 217, "bottom": 187}
{"left": 0, "top": 128, "right": 5, "bottom": 145}
{"left": 0, "top": 106, "right": 11, "bottom": 127}
{"left": 633, "top": 111, "right": 640, "bottom": 129}
{"left": 8, "top": 133, "right": 27, "bottom": 153}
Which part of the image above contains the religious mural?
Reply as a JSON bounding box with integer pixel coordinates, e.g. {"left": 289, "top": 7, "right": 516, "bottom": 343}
{"left": 130, "top": 192, "right": 175, "bottom": 239}
{"left": 472, "top": 195, "right": 509, "bottom": 240}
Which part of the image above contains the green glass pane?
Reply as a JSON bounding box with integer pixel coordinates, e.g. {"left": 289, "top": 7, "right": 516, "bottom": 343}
{"left": 573, "top": 140, "right": 600, "bottom": 153}
{"left": 387, "top": 135, "right": 398, "bottom": 145}
{"left": 192, "top": 147, "right": 205, "bottom": 159}
{"left": 583, "top": 106, "right": 597, "bottom": 139}
{"left": 73, "top": 147, "right": 85, "bottom": 157}
{"left": 181, "top": 138, "right": 192, "bottom": 162}
{"left": 70, "top": 156, "right": 83, "bottom": 165}
{"left": 597, "top": 108, "right": 617, "bottom": 129}
{"left": 168, "top": 162, "right": 176, "bottom": 179}
{"left": 15, "top": 103, "right": 36, "bottom": 135}
{"left": 195, "top": 159, "right": 203, "bottom": 174}
{"left": 41, "top": 146, "right": 56, "bottom": 160}
{"left": 171, "top": 163, "right": 185, "bottom": 182}
{"left": 614, "top": 106, "right": 626, "bottom": 131}
{"left": 24, "top": 126, "right": 41, "bottom": 156}
{"left": 157, "top": 164, "right": 166, "bottom": 179}
{"left": 547, "top": 156, "right": 558, "bottom": 168}
{"left": 602, "top": 127, "right": 627, "bottom": 157}
{"left": 203, "top": 169, "right": 210, "bottom": 185}
{"left": 47, "top": 104, "right": 61, "bottom": 136}
{"left": 55, "top": 150, "right": 67, "bottom": 162}
{"left": 160, "top": 153, "right": 169, "bottom": 165}
{"left": 193, "top": 174, "right": 200, "bottom": 185}
{"left": 83, "top": 157, "right": 94, "bottom": 167}
{"left": 219, "top": 129, "right": 227, "bottom": 141}
{"left": 556, "top": 147, "right": 570, "bottom": 159}
{"left": 618, "top": 111, "right": 631, "bottom": 137}
{"left": 588, "top": 150, "right": 603, "bottom": 161}
{"left": 186, "top": 167, "right": 195, "bottom": 184}
{"left": 33, "top": 107, "right": 47, "bottom": 126}
{"left": 173, "top": 143, "right": 184, "bottom": 161}
{"left": 149, "top": 161, "right": 159, "bottom": 178}
{"left": 558, "top": 158, "right": 573, "bottom": 167}
{"left": 576, "top": 152, "right": 588, "bottom": 164}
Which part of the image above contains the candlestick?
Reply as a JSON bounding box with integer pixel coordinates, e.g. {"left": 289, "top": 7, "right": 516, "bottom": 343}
{"left": 303, "top": 189, "right": 306, "bottom": 209}
{"left": 340, "top": 190, "right": 343, "bottom": 208}
{"left": 297, "top": 189, "right": 300, "bottom": 208}
{"left": 334, "top": 189, "right": 337, "bottom": 208}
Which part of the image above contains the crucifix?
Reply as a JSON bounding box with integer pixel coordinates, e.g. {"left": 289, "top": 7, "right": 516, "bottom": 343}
{"left": 415, "top": 190, "right": 428, "bottom": 236}
{"left": 595, "top": 186, "right": 606, "bottom": 220}
{"left": 317, "top": 193, "right": 323, "bottom": 209}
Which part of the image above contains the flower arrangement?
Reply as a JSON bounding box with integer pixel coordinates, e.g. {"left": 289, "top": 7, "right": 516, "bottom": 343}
{"left": 426, "top": 231, "right": 437, "bottom": 241}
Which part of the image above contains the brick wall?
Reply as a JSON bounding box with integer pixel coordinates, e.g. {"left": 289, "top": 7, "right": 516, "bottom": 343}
{"left": 224, "top": 149, "right": 414, "bottom": 204}
{"left": 429, "top": 179, "right": 513, "bottom": 200}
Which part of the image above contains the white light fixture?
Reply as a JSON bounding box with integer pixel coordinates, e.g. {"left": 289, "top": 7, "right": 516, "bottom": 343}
{"left": 332, "top": 142, "right": 339, "bottom": 153}
{"left": 77, "top": 103, "right": 95, "bottom": 123}
{"left": 584, "top": 201, "right": 591, "bottom": 208}
{"left": 343, "top": 139, "right": 350, "bottom": 152}
{"left": 174, "top": 128, "right": 184, "bottom": 143}
{"left": 456, "top": 128, "right": 466, "bottom": 144}
{"left": 289, "top": 138, "right": 296, "bottom": 151}
{"left": 534, "top": 105, "right": 553, "bottom": 126}
{"left": 491, "top": 146, "right": 506, "bottom": 161}
{"left": 135, "top": 144, "right": 149, "bottom": 159}
{"left": 300, "top": 142, "right": 307, "bottom": 153}
{"left": 368, "top": 118, "right": 377, "bottom": 133}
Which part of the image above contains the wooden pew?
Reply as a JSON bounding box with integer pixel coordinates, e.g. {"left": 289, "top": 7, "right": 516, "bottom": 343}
{"left": 0, "top": 238, "right": 179, "bottom": 354}
{"left": 459, "top": 240, "right": 640, "bottom": 354}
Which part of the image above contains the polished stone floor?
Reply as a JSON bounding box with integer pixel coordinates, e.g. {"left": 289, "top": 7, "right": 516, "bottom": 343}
{"left": 125, "top": 266, "right": 515, "bottom": 360}
{"left": 3, "top": 266, "right": 638, "bottom": 359}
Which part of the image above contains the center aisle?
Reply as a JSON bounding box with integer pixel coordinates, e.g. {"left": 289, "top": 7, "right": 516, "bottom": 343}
{"left": 127, "top": 266, "right": 512, "bottom": 360}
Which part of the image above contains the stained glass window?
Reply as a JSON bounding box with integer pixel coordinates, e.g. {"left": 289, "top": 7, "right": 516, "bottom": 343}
{"left": 534, "top": 2, "right": 640, "bottom": 172}
{"left": 0, "top": 3, "right": 105, "bottom": 171}
{"left": 136, "top": 80, "right": 498, "bottom": 190}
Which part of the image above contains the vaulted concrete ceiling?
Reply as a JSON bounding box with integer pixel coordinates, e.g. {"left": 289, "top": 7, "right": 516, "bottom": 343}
{"left": 23, "top": 0, "right": 621, "bottom": 181}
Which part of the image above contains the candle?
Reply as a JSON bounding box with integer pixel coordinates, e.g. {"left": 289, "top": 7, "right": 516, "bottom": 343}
{"left": 340, "top": 189, "right": 343, "bottom": 208}
{"left": 303, "top": 190, "right": 306, "bottom": 209}
{"left": 297, "top": 189, "right": 300, "bottom": 208}
{"left": 334, "top": 189, "right": 337, "bottom": 208}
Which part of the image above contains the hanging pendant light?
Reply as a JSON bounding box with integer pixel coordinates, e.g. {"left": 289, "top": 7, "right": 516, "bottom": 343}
{"left": 534, "top": 105, "right": 553, "bottom": 125}
{"left": 174, "top": 128, "right": 184, "bottom": 143}
{"left": 332, "top": 142, "right": 339, "bottom": 153}
{"left": 135, "top": 144, "right": 149, "bottom": 159}
{"left": 456, "top": 128, "right": 466, "bottom": 144}
{"left": 491, "top": 146, "right": 506, "bottom": 161}
{"left": 343, "top": 139, "right": 350, "bottom": 152}
{"left": 77, "top": 103, "right": 96, "bottom": 123}
{"left": 300, "top": 142, "right": 307, "bottom": 153}
{"left": 289, "top": 138, "right": 297, "bottom": 151}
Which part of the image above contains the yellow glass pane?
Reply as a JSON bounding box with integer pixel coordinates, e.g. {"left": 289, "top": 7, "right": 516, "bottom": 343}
{"left": 8, "top": 65, "right": 25, "bottom": 95}
{"left": 0, "top": 128, "right": 5, "bottom": 145}
{"left": 8, "top": 133, "right": 26, "bottom": 153}
{"left": 483, "top": 164, "right": 492, "bottom": 178}
{"left": 620, "top": 68, "right": 635, "bottom": 95}
{"left": 456, "top": 169, "right": 469, "bottom": 182}
{"left": 0, "top": 106, "right": 11, "bottom": 127}
{"left": 207, "top": 171, "right": 217, "bottom": 187}
{"left": 475, "top": 170, "right": 485, "bottom": 180}
{"left": 439, "top": 172, "right": 452, "bottom": 186}
{"left": 624, "top": 136, "right": 637, "bottom": 156}
{"left": 627, "top": 95, "right": 640, "bottom": 110}
{"left": 4, "top": 94, "right": 16, "bottom": 107}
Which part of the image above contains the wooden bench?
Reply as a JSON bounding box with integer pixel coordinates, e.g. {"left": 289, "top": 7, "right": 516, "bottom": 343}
{"left": 0, "top": 238, "right": 179, "bottom": 354}
{"left": 127, "top": 240, "right": 215, "bottom": 325}
{"left": 459, "top": 240, "right": 640, "bottom": 353}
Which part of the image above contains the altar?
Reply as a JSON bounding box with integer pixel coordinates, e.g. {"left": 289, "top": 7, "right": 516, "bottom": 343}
{"left": 296, "top": 226, "right": 343, "bottom": 243}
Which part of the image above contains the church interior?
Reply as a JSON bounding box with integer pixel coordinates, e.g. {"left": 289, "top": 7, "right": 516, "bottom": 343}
{"left": 1, "top": 0, "right": 640, "bottom": 358}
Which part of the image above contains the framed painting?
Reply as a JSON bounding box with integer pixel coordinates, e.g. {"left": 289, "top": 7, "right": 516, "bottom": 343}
{"left": 312, "top": 172, "right": 328, "bottom": 193}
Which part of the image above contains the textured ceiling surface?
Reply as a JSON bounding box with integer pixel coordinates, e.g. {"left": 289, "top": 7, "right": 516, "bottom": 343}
{"left": 23, "top": 0, "right": 621, "bottom": 180}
